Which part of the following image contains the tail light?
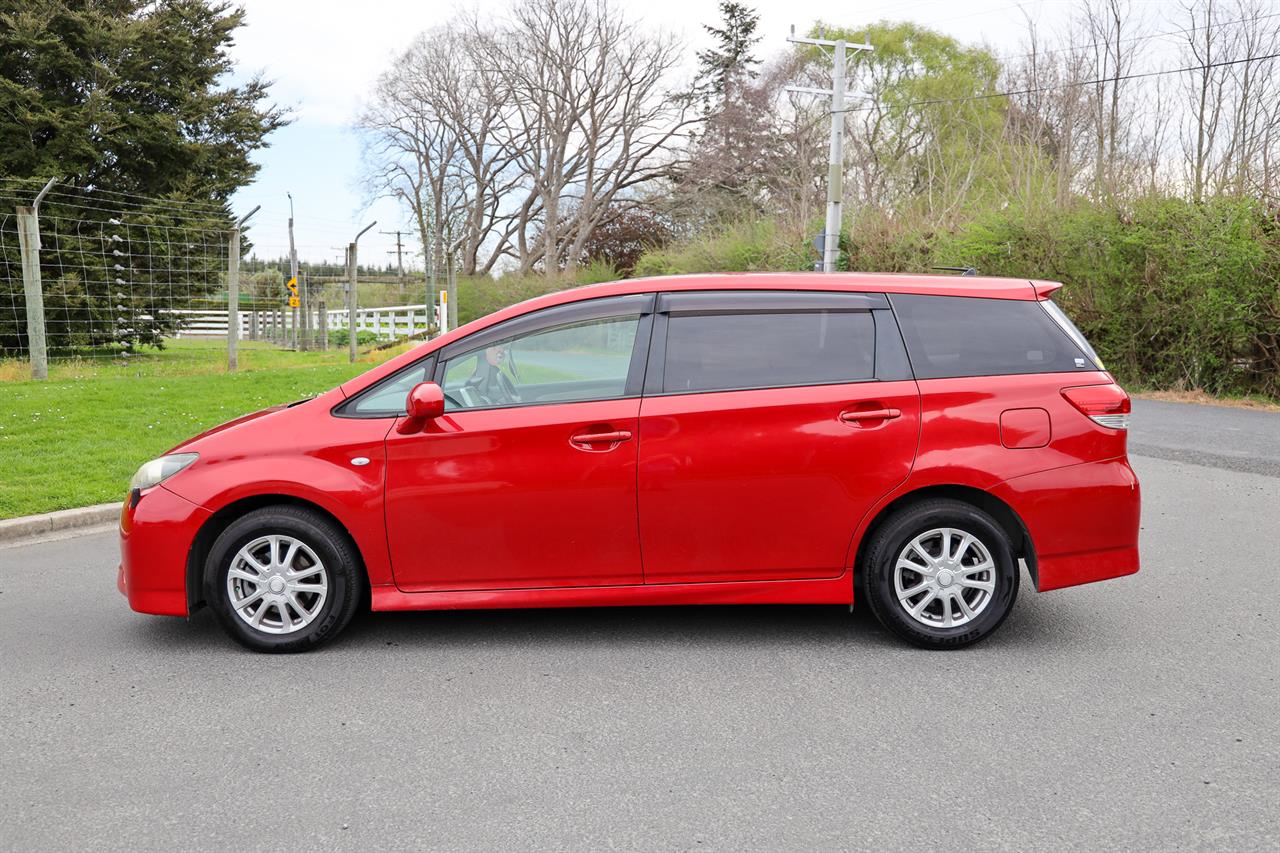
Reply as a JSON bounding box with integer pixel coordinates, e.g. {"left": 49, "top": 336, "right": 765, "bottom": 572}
{"left": 1062, "top": 384, "right": 1131, "bottom": 430}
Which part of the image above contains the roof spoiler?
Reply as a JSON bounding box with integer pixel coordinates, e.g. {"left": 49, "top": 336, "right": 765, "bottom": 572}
{"left": 1031, "top": 279, "right": 1064, "bottom": 299}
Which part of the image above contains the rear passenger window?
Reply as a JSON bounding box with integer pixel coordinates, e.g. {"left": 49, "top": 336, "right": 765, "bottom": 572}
{"left": 662, "top": 311, "right": 875, "bottom": 393}
{"left": 890, "top": 294, "right": 1089, "bottom": 379}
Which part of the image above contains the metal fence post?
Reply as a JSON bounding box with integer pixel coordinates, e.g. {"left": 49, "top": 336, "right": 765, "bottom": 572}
{"left": 348, "top": 220, "right": 375, "bottom": 364}
{"left": 16, "top": 207, "right": 47, "bottom": 380}
{"left": 319, "top": 299, "right": 328, "bottom": 351}
{"left": 299, "top": 272, "right": 310, "bottom": 352}
{"left": 15, "top": 179, "right": 56, "bottom": 380}
{"left": 226, "top": 206, "right": 259, "bottom": 372}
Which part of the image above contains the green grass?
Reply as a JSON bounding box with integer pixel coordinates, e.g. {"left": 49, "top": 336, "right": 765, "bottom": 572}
{"left": 0, "top": 341, "right": 409, "bottom": 518}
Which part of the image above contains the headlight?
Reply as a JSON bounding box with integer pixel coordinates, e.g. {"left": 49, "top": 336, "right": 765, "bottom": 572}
{"left": 129, "top": 453, "right": 199, "bottom": 491}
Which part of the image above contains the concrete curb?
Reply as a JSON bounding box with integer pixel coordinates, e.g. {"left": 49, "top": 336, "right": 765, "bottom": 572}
{"left": 0, "top": 502, "right": 122, "bottom": 544}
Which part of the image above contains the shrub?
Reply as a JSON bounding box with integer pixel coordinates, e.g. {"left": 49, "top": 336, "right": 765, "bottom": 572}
{"left": 633, "top": 219, "right": 813, "bottom": 277}
{"left": 635, "top": 198, "right": 1280, "bottom": 399}
{"left": 327, "top": 329, "right": 380, "bottom": 348}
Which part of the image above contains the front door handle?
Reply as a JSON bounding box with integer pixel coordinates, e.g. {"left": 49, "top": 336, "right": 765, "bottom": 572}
{"left": 839, "top": 408, "right": 901, "bottom": 424}
{"left": 569, "top": 429, "right": 633, "bottom": 449}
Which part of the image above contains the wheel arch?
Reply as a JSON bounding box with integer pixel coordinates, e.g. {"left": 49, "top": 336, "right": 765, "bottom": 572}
{"left": 853, "top": 484, "right": 1039, "bottom": 590}
{"left": 185, "top": 494, "right": 369, "bottom": 613}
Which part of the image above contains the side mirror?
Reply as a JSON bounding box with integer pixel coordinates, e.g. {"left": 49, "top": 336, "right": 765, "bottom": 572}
{"left": 397, "top": 382, "right": 445, "bottom": 434}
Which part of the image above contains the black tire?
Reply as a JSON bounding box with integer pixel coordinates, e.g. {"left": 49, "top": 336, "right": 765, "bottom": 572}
{"left": 205, "top": 506, "right": 363, "bottom": 653}
{"left": 861, "top": 499, "right": 1019, "bottom": 649}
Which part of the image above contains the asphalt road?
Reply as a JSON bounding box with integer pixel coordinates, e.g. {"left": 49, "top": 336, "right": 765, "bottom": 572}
{"left": 2, "top": 401, "right": 1277, "bottom": 851}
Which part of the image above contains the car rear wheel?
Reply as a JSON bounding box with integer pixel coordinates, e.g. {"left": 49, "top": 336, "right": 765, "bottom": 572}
{"left": 862, "top": 499, "right": 1019, "bottom": 649}
{"left": 205, "top": 506, "right": 362, "bottom": 653}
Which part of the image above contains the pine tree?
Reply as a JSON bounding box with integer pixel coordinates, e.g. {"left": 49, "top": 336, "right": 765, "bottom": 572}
{"left": 695, "top": 1, "right": 762, "bottom": 110}
{"left": 0, "top": 1, "right": 288, "bottom": 353}
{"left": 680, "top": 2, "right": 768, "bottom": 222}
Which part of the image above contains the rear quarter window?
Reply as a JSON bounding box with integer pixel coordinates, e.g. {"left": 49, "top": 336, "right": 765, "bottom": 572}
{"left": 889, "top": 293, "right": 1091, "bottom": 379}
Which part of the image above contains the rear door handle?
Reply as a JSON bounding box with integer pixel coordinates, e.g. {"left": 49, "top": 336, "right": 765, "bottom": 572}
{"left": 570, "top": 430, "right": 633, "bottom": 447}
{"left": 839, "top": 408, "right": 901, "bottom": 424}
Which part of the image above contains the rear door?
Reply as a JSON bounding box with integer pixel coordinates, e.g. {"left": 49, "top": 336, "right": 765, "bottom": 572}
{"left": 636, "top": 291, "right": 921, "bottom": 584}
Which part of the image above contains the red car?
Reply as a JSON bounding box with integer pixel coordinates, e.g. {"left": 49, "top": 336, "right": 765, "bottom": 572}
{"left": 119, "top": 273, "right": 1140, "bottom": 652}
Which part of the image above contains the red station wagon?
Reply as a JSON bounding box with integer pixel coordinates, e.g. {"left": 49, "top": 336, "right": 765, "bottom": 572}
{"left": 119, "top": 273, "right": 1140, "bottom": 652}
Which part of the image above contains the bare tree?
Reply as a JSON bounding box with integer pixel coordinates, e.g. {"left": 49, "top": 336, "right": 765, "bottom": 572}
{"left": 1080, "top": 0, "right": 1139, "bottom": 199}
{"left": 487, "top": 0, "right": 696, "bottom": 274}
{"left": 358, "top": 25, "right": 526, "bottom": 284}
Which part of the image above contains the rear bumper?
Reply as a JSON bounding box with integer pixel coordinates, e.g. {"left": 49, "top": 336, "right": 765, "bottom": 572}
{"left": 992, "top": 456, "right": 1141, "bottom": 592}
{"left": 118, "top": 485, "right": 210, "bottom": 616}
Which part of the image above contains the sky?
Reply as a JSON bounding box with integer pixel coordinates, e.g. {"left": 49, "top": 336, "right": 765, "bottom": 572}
{"left": 224, "top": 0, "right": 1105, "bottom": 269}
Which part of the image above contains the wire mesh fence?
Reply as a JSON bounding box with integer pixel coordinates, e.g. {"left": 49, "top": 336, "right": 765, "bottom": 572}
{"left": 0, "top": 180, "right": 444, "bottom": 378}
{"left": 1, "top": 180, "right": 239, "bottom": 365}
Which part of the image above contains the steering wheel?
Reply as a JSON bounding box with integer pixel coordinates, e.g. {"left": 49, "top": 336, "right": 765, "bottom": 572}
{"left": 462, "top": 372, "right": 519, "bottom": 407}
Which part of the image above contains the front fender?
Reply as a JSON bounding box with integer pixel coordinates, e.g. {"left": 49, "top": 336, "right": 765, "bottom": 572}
{"left": 164, "top": 443, "right": 393, "bottom": 587}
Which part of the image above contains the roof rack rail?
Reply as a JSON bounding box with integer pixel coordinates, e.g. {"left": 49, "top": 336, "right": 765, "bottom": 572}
{"left": 932, "top": 265, "right": 978, "bottom": 276}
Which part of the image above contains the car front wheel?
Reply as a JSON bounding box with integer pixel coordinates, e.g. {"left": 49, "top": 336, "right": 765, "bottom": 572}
{"left": 205, "top": 506, "right": 363, "bottom": 653}
{"left": 862, "top": 499, "right": 1019, "bottom": 649}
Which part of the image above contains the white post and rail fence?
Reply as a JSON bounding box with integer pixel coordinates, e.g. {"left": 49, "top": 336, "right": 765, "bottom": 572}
{"left": 165, "top": 304, "right": 438, "bottom": 343}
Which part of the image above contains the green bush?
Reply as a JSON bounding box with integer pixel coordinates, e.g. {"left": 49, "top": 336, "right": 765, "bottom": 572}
{"left": 456, "top": 263, "right": 621, "bottom": 325}
{"left": 327, "top": 329, "right": 380, "bottom": 348}
{"left": 911, "top": 198, "right": 1280, "bottom": 398}
{"left": 635, "top": 199, "right": 1280, "bottom": 399}
{"left": 633, "top": 219, "right": 813, "bottom": 277}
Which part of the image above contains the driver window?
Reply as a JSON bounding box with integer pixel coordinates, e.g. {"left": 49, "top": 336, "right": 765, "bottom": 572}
{"left": 441, "top": 314, "right": 640, "bottom": 411}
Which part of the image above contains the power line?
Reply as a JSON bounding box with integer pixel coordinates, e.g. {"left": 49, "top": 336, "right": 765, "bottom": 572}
{"left": 0, "top": 178, "right": 230, "bottom": 213}
{"left": 996, "top": 10, "right": 1280, "bottom": 65}
{"left": 846, "top": 51, "right": 1280, "bottom": 112}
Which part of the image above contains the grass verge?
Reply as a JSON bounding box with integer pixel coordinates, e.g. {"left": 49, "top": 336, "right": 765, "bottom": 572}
{"left": 0, "top": 341, "right": 410, "bottom": 518}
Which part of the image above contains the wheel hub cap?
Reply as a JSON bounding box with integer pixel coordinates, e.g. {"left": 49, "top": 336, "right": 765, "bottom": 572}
{"left": 892, "top": 527, "right": 996, "bottom": 629}
{"left": 226, "top": 534, "right": 329, "bottom": 636}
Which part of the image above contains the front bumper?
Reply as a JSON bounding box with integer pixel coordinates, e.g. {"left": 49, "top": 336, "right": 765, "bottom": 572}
{"left": 991, "top": 456, "right": 1141, "bottom": 592}
{"left": 118, "top": 485, "right": 210, "bottom": 616}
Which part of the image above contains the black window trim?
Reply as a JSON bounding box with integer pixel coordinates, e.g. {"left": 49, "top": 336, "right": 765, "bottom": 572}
{"left": 645, "top": 290, "right": 900, "bottom": 398}
{"left": 657, "top": 290, "right": 888, "bottom": 314}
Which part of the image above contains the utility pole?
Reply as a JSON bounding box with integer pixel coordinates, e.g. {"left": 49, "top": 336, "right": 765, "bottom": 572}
{"left": 381, "top": 229, "right": 406, "bottom": 278}
{"left": 287, "top": 192, "right": 299, "bottom": 349}
{"left": 786, "top": 26, "right": 873, "bottom": 272}
{"left": 227, "top": 204, "right": 260, "bottom": 372}
{"left": 427, "top": 215, "right": 439, "bottom": 332}
{"left": 443, "top": 220, "right": 457, "bottom": 331}
{"left": 348, "top": 221, "right": 376, "bottom": 364}
{"left": 15, "top": 177, "right": 56, "bottom": 380}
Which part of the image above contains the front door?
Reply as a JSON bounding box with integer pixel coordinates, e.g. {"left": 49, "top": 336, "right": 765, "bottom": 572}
{"left": 636, "top": 292, "right": 921, "bottom": 584}
{"left": 385, "top": 295, "right": 652, "bottom": 592}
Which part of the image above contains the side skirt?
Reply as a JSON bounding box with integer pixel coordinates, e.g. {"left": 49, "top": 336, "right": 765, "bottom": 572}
{"left": 370, "top": 573, "right": 854, "bottom": 612}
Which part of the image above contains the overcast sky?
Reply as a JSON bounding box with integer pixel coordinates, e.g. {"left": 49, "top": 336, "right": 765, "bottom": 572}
{"left": 224, "top": 0, "right": 1130, "bottom": 269}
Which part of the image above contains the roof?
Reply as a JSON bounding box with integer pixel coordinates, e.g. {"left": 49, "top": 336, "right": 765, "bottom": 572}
{"left": 339, "top": 271, "right": 1063, "bottom": 397}
{"left": 623, "top": 271, "right": 1061, "bottom": 300}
